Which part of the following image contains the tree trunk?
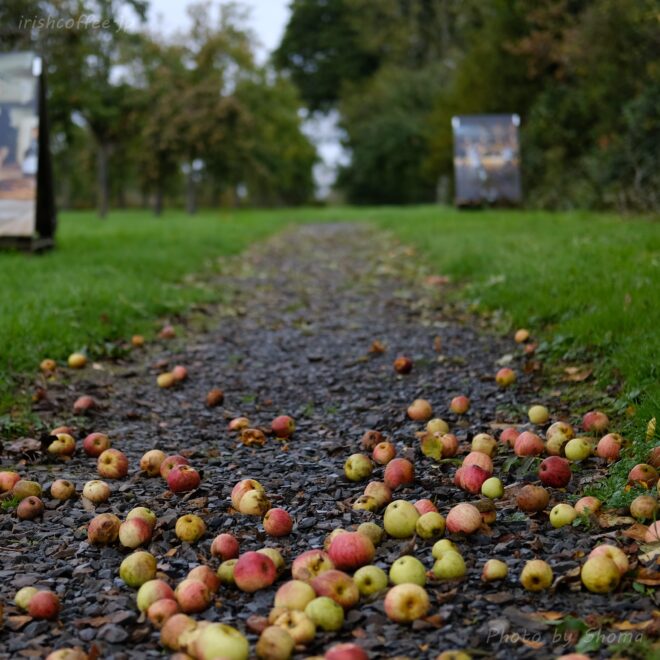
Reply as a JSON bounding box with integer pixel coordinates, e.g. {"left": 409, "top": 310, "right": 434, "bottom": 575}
{"left": 186, "top": 169, "right": 197, "bottom": 215}
{"left": 154, "top": 182, "right": 164, "bottom": 217}
{"left": 97, "top": 141, "right": 110, "bottom": 218}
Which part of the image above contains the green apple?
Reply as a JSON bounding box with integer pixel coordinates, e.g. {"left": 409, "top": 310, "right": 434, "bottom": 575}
{"left": 580, "top": 556, "right": 620, "bottom": 593}
{"left": 432, "top": 551, "right": 466, "bottom": 579}
{"left": 520, "top": 560, "right": 553, "bottom": 591}
{"left": 357, "top": 522, "right": 384, "bottom": 546}
{"left": 481, "top": 559, "right": 508, "bottom": 581}
{"left": 432, "top": 539, "right": 458, "bottom": 559}
{"left": 383, "top": 500, "right": 419, "bottom": 538}
{"left": 481, "top": 477, "right": 504, "bottom": 499}
{"left": 194, "top": 622, "right": 249, "bottom": 660}
{"left": 353, "top": 565, "right": 388, "bottom": 596}
{"left": 564, "top": 437, "right": 593, "bottom": 461}
{"left": 344, "top": 454, "right": 373, "bottom": 481}
{"left": 415, "top": 511, "right": 445, "bottom": 539}
{"left": 304, "top": 596, "right": 344, "bottom": 632}
{"left": 389, "top": 555, "right": 426, "bottom": 586}
{"left": 216, "top": 559, "right": 238, "bottom": 585}
{"left": 528, "top": 405, "right": 550, "bottom": 425}
{"left": 549, "top": 503, "right": 577, "bottom": 528}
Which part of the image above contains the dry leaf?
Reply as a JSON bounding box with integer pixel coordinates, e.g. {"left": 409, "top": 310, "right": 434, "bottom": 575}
{"left": 622, "top": 523, "right": 652, "bottom": 541}
{"left": 598, "top": 512, "right": 635, "bottom": 528}
{"left": 522, "top": 639, "right": 545, "bottom": 649}
{"left": 563, "top": 366, "right": 592, "bottom": 382}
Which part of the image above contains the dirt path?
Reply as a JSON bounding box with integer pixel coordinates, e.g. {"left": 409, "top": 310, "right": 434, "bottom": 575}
{"left": 0, "top": 224, "right": 653, "bottom": 659}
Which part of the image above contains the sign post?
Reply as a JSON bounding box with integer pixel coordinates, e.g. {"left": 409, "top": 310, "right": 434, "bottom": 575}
{"left": 0, "top": 51, "right": 56, "bottom": 251}
{"left": 452, "top": 114, "right": 522, "bottom": 207}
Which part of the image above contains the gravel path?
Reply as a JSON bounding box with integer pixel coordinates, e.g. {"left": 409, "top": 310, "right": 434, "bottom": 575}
{"left": 0, "top": 223, "right": 654, "bottom": 659}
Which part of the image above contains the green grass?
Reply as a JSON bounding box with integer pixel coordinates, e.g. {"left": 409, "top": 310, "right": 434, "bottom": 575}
{"left": 1, "top": 205, "right": 658, "bottom": 503}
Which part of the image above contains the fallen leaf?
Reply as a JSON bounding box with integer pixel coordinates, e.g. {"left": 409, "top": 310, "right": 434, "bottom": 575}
{"left": 597, "top": 512, "right": 635, "bottom": 528}
{"left": 563, "top": 366, "right": 592, "bottom": 382}
{"left": 522, "top": 639, "right": 545, "bottom": 649}
{"left": 622, "top": 523, "right": 651, "bottom": 541}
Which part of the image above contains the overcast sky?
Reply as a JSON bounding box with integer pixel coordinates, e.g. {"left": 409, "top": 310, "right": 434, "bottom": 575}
{"left": 144, "top": 0, "right": 291, "bottom": 60}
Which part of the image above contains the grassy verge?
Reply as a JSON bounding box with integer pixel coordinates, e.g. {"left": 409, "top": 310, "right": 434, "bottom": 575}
{"left": 1, "top": 205, "right": 657, "bottom": 504}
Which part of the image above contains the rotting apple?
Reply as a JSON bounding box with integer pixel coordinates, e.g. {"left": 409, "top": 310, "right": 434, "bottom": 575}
{"left": 238, "top": 489, "right": 271, "bottom": 516}
{"left": 357, "top": 522, "right": 384, "bottom": 546}
{"left": 17, "top": 496, "right": 44, "bottom": 520}
{"left": 516, "top": 484, "right": 550, "bottom": 513}
{"left": 630, "top": 494, "right": 657, "bottom": 521}
{"left": 291, "top": 549, "right": 335, "bottom": 582}
{"left": 255, "top": 625, "right": 295, "bottom": 660}
{"left": 230, "top": 478, "right": 265, "bottom": 509}
{"left": 87, "top": 512, "right": 121, "bottom": 544}
{"left": 420, "top": 432, "right": 443, "bottom": 461}
{"left": 310, "top": 570, "right": 359, "bottom": 609}
{"left": 40, "top": 358, "right": 57, "bottom": 373}
{"left": 352, "top": 495, "right": 378, "bottom": 512}
{"left": 50, "top": 479, "right": 75, "bottom": 501}
{"left": 140, "top": 449, "right": 166, "bottom": 476}
{"left": 547, "top": 421, "right": 574, "bottom": 443}
{"left": 344, "top": 454, "right": 373, "bottom": 481}
{"left": 12, "top": 479, "right": 42, "bottom": 500}
{"left": 205, "top": 388, "right": 224, "bottom": 407}
{"left": 28, "top": 590, "right": 60, "bottom": 620}
{"left": 393, "top": 356, "right": 413, "bottom": 374}
{"left": 363, "top": 481, "right": 392, "bottom": 508}
{"left": 360, "top": 430, "right": 383, "bottom": 451}
{"left": 372, "top": 441, "right": 396, "bottom": 465}
{"left": 628, "top": 463, "right": 658, "bottom": 487}
{"left": 228, "top": 416, "right": 250, "bottom": 432}
{"left": 48, "top": 433, "right": 76, "bottom": 457}
{"left": 520, "top": 560, "right": 553, "bottom": 591}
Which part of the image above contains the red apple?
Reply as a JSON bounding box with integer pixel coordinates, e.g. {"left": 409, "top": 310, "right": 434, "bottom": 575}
{"left": 205, "top": 388, "right": 224, "bottom": 407}
{"left": 450, "top": 395, "right": 470, "bottom": 415}
{"left": 147, "top": 598, "right": 179, "bottom": 628}
{"left": 384, "top": 458, "right": 415, "bottom": 490}
{"left": 582, "top": 410, "right": 609, "bottom": 433}
{"left": 407, "top": 399, "right": 433, "bottom": 422}
{"left": 628, "top": 463, "right": 658, "bottom": 487}
{"left": 538, "top": 456, "right": 572, "bottom": 488}
{"left": 28, "top": 590, "right": 60, "bottom": 620}
{"left": 263, "top": 508, "right": 293, "bottom": 537}
{"left": 325, "top": 643, "right": 369, "bottom": 660}
{"left": 372, "top": 441, "right": 396, "bottom": 465}
{"left": 119, "top": 518, "right": 152, "bottom": 549}
{"left": 97, "top": 448, "right": 129, "bottom": 479}
{"left": 230, "top": 478, "right": 264, "bottom": 509}
{"left": 393, "top": 356, "right": 413, "bottom": 374}
{"left": 172, "top": 365, "right": 188, "bottom": 382}
{"left": 328, "top": 532, "right": 375, "bottom": 571}
{"left": 73, "top": 395, "right": 96, "bottom": 414}
{"left": 596, "top": 433, "right": 623, "bottom": 461}
{"left": 82, "top": 432, "right": 110, "bottom": 457}
{"left": 211, "top": 533, "right": 239, "bottom": 560}
{"left": 160, "top": 613, "right": 196, "bottom": 651}
{"left": 462, "top": 451, "right": 493, "bottom": 474}
{"left": 414, "top": 499, "right": 438, "bottom": 515}
{"left": 17, "top": 496, "right": 44, "bottom": 520}
{"left": 495, "top": 367, "right": 516, "bottom": 387}
{"left": 457, "top": 465, "right": 490, "bottom": 494}
{"left": 238, "top": 489, "right": 271, "bottom": 515}
{"left": 175, "top": 578, "right": 212, "bottom": 613}
{"left": 574, "top": 496, "right": 601, "bottom": 515}
{"left": 136, "top": 579, "right": 175, "bottom": 612}
{"left": 167, "top": 465, "right": 201, "bottom": 493}
{"left": 0, "top": 470, "right": 20, "bottom": 492}
{"left": 159, "top": 455, "right": 189, "bottom": 479}
{"left": 438, "top": 432, "right": 458, "bottom": 457}
{"left": 271, "top": 415, "right": 295, "bottom": 438}
{"left": 500, "top": 427, "right": 520, "bottom": 447}
{"left": 310, "top": 570, "right": 359, "bottom": 609}
{"left": 648, "top": 446, "right": 660, "bottom": 468}
{"left": 445, "top": 503, "right": 482, "bottom": 534}
{"left": 514, "top": 431, "right": 545, "bottom": 457}
{"left": 233, "top": 551, "right": 277, "bottom": 592}
{"left": 159, "top": 324, "right": 176, "bottom": 339}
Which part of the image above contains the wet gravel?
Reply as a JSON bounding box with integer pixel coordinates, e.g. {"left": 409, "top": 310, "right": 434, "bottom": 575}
{"left": 0, "top": 223, "right": 655, "bottom": 659}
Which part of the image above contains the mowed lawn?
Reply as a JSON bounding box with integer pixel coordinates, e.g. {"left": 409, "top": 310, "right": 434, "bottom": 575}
{"left": 1, "top": 207, "right": 658, "bottom": 474}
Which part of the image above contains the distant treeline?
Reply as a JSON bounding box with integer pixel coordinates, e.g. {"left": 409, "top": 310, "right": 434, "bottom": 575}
{"left": 1, "top": 1, "right": 317, "bottom": 216}
{"left": 276, "top": 0, "right": 660, "bottom": 211}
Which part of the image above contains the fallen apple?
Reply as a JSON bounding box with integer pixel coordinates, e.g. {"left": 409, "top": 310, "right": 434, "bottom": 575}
{"left": 547, "top": 421, "right": 574, "bottom": 442}
{"left": 432, "top": 539, "right": 458, "bottom": 559}
{"left": 499, "top": 427, "right": 520, "bottom": 447}
{"left": 12, "top": 479, "right": 42, "bottom": 500}
{"left": 588, "top": 544, "right": 629, "bottom": 575}
{"left": 360, "top": 430, "right": 383, "bottom": 451}
{"left": 516, "top": 485, "right": 549, "bottom": 513}
{"left": 352, "top": 495, "right": 379, "bottom": 512}
{"left": 73, "top": 395, "right": 96, "bottom": 415}
{"left": 172, "top": 365, "right": 188, "bottom": 382}
{"left": 271, "top": 415, "right": 295, "bottom": 439}
{"left": 574, "top": 496, "right": 601, "bottom": 515}
{"left": 119, "top": 518, "right": 152, "bottom": 549}
{"left": 193, "top": 622, "right": 249, "bottom": 660}
{"left": 230, "top": 478, "right": 264, "bottom": 509}
{"left": 413, "top": 499, "right": 438, "bottom": 515}
{"left": 67, "top": 352, "right": 87, "bottom": 369}
{"left": 471, "top": 433, "right": 497, "bottom": 457}
{"left": 514, "top": 329, "right": 530, "bottom": 343}
{"left": 538, "top": 456, "right": 572, "bottom": 488}
{"left": 175, "top": 514, "right": 206, "bottom": 543}
{"left": 187, "top": 565, "right": 220, "bottom": 593}
{"left": 481, "top": 558, "right": 508, "bottom": 582}
{"left": 157, "top": 372, "right": 176, "bottom": 389}
{"left": 450, "top": 395, "right": 470, "bottom": 415}
{"left": 389, "top": 555, "right": 426, "bottom": 586}
{"left": 328, "top": 531, "right": 375, "bottom": 571}
{"left": 28, "top": 590, "right": 60, "bottom": 620}
{"left": 263, "top": 508, "right": 293, "bottom": 537}
{"left": 216, "top": 559, "right": 238, "bottom": 585}
{"left": 40, "top": 358, "right": 57, "bottom": 373}
{"left": 274, "top": 580, "right": 316, "bottom": 611}
{"left": 384, "top": 458, "right": 415, "bottom": 490}
{"left": 304, "top": 596, "right": 344, "bottom": 632}
{"left": 582, "top": 410, "right": 609, "bottom": 433}
{"left": 126, "top": 506, "right": 157, "bottom": 529}
{"left": 15, "top": 586, "right": 38, "bottom": 611}
{"left": 48, "top": 433, "right": 76, "bottom": 456}
{"left": 120, "top": 551, "right": 157, "bottom": 588}
{"left": 432, "top": 550, "right": 466, "bottom": 579}
{"left": 407, "top": 398, "right": 433, "bottom": 422}
{"left": 255, "top": 625, "right": 295, "bottom": 660}
{"left": 50, "top": 479, "right": 75, "bottom": 501}
{"left": 272, "top": 610, "right": 316, "bottom": 646}
{"left": 0, "top": 470, "right": 20, "bottom": 493}
{"left": 353, "top": 565, "right": 388, "bottom": 596}
{"left": 457, "top": 464, "right": 490, "bottom": 494}
{"left": 139, "top": 449, "right": 166, "bottom": 476}
{"left": 564, "top": 437, "right": 593, "bottom": 461}
{"left": 258, "top": 548, "right": 285, "bottom": 574}
{"left": 324, "top": 643, "right": 368, "bottom": 660}
{"left": 344, "top": 454, "right": 373, "bottom": 481}
{"left": 596, "top": 433, "right": 623, "bottom": 461}
{"left": 291, "top": 550, "right": 335, "bottom": 582}
{"left": 175, "top": 578, "right": 212, "bottom": 613}
{"left": 446, "top": 503, "right": 482, "bottom": 535}
{"left": 228, "top": 416, "right": 250, "bottom": 432}
{"left": 136, "top": 579, "right": 175, "bottom": 613}
{"left": 628, "top": 463, "right": 658, "bottom": 487}
{"left": 520, "top": 560, "right": 553, "bottom": 591}
{"left": 357, "top": 521, "right": 384, "bottom": 546}
{"left": 420, "top": 432, "right": 443, "bottom": 460}
{"left": 205, "top": 388, "right": 224, "bottom": 407}
{"left": 97, "top": 448, "right": 129, "bottom": 479}
{"left": 310, "top": 570, "right": 359, "bottom": 609}
{"left": 580, "top": 555, "right": 620, "bottom": 593}
{"left": 462, "top": 451, "right": 493, "bottom": 474}
{"left": 83, "top": 432, "right": 111, "bottom": 457}
{"left": 481, "top": 477, "right": 504, "bottom": 499}
{"left": 363, "top": 481, "right": 392, "bottom": 507}
{"left": 159, "top": 454, "right": 189, "bottom": 479}
{"left": 393, "top": 355, "right": 413, "bottom": 374}
{"left": 514, "top": 431, "right": 544, "bottom": 457}
{"left": 87, "top": 512, "right": 121, "bottom": 544}
{"left": 415, "top": 511, "right": 445, "bottom": 539}
{"left": 383, "top": 500, "right": 419, "bottom": 538}
{"left": 426, "top": 418, "right": 449, "bottom": 434}
{"left": 630, "top": 494, "right": 658, "bottom": 521}
{"left": 147, "top": 598, "right": 179, "bottom": 628}
{"left": 495, "top": 367, "right": 516, "bottom": 387}
{"left": 234, "top": 551, "right": 277, "bottom": 592}
{"left": 372, "top": 441, "right": 396, "bottom": 465}
{"left": 383, "top": 583, "right": 429, "bottom": 623}
{"left": 167, "top": 465, "right": 201, "bottom": 493}
{"left": 549, "top": 503, "right": 577, "bottom": 528}
{"left": 238, "top": 489, "right": 271, "bottom": 516}
{"left": 528, "top": 405, "right": 550, "bottom": 425}
{"left": 17, "top": 496, "right": 44, "bottom": 520}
